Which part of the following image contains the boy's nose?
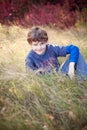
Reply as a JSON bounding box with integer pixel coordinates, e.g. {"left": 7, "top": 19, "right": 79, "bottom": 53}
{"left": 37, "top": 44, "right": 41, "bottom": 49}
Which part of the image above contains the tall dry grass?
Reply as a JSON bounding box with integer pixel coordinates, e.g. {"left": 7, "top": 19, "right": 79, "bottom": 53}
{"left": 0, "top": 24, "right": 87, "bottom": 130}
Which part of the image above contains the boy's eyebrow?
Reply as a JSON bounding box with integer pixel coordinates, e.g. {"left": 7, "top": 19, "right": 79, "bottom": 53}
{"left": 32, "top": 42, "right": 38, "bottom": 44}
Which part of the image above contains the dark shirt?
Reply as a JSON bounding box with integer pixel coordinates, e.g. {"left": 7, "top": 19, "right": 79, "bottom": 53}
{"left": 25, "top": 44, "right": 79, "bottom": 72}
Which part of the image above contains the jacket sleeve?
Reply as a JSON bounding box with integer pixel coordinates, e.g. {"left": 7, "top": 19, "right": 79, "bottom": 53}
{"left": 66, "top": 45, "right": 79, "bottom": 63}
{"left": 25, "top": 57, "right": 36, "bottom": 72}
{"left": 50, "top": 45, "right": 66, "bottom": 57}
{"left": 51, "top": 44, "right": 79, "bottom": 63}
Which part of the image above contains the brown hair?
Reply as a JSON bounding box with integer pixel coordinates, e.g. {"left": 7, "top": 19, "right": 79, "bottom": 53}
{"left": 27, "top": 27, "right": 48, "bottom": 44}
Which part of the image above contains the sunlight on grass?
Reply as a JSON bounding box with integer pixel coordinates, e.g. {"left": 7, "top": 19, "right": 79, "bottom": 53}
{"left": 0, "top": 24, "right": 87, "bottom": 130}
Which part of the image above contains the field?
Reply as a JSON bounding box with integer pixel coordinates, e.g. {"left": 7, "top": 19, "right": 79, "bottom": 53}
{"left": 0, "top": 24, "right": 87, "bottom": 130}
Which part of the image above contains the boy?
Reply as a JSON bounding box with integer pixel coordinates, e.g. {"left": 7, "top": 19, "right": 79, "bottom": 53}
{"left": 25, "top": 27, "right": 87, "bottom": 80}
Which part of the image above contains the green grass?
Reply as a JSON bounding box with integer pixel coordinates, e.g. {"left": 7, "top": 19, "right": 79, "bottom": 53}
{"left": 0, "top": 70, "right": 87, "bottom": 130}
{"left": 0, "top": 25, "right": 87, "bottom": 130}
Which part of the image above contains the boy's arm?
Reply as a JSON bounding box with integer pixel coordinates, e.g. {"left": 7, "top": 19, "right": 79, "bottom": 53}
{"left": 25, "top": 58, "right": 36, "bottom": 72}
{"left": 68, "top": 62, "right": 75, "bottom": 79}
{"left": 66, "top": 45, "right": 79, "bottom": 63}
{"left": 25, "top": 57, "right": 45, "bottom": 75}
{"left": 66, "top": 45, "right": 79, "bottom": 79}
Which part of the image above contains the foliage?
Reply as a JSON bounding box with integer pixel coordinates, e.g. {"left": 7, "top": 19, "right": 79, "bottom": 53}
{"left": 0, "top": 0, "right": 87, "bottom": 29}
{"left": 23, "top": 3, "right": 77, "bottom": 29}
{"left": 75, "top": 8, "right": 87, "bottom": 27}
{"left": 0, "top": 0, "right": 30, "bottom": 24}
{"left": 0, "top": 68, "right": 87, "bottom": 130}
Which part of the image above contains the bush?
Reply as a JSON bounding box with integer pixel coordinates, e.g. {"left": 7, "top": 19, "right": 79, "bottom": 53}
{"left": 0, "top": 1, "right": 77, "bottom": 29}
{"left": 0, "top": 70, "right": 87, "bottom": 130}
{"left": 23, "top": 3, "right": 77, "bottom": 29}
{"left": 0, "top": 0, "right": 30, "bottom": 24}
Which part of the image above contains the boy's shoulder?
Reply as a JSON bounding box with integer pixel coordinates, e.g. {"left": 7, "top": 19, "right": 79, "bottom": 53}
{"left": 47, "top": 44, "right": 61, "bottom": 50}
{"left": 47, "top": 44, "right": 56, "bottom": 49}
{"left": 26, "top": 50, "right": 34, "bottom": 59}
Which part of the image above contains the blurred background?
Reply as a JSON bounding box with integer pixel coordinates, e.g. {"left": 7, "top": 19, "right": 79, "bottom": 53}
{"left": 0, "top": 0, "right": 87, "bottom": 29}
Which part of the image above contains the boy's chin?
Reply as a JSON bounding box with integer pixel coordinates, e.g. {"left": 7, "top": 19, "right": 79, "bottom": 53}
{"left": 36, "top": 51, "right": 45, "bottom": 55}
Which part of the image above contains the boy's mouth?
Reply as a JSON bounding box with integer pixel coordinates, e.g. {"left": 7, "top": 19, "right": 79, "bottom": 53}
{"left": 36, "top": 49, "right": 45, "bottom": 54}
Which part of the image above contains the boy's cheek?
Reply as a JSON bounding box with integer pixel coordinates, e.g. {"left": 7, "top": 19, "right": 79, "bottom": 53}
{"left": 32, "top": 46, "right": 37, "bottom": 50}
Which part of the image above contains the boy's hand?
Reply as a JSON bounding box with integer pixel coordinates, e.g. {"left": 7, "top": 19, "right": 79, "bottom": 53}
{"left": 68, "top": 62, "right": 75, "bottom": 79}
{"left": 35, "top": 68, "right": 45, "bottom": 75}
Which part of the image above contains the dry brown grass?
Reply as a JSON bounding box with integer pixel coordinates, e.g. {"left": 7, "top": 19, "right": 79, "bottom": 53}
{"left": 0, "top": 24, "right": 87, "bottom": 130}
{"left": 0, "top": 24, "right": 87, "bottom": 57}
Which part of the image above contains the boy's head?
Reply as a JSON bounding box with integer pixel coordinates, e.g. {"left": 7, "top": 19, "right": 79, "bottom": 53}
{"left": 27, "top": 27, "right": 48, "bottom": 44}
{"left": 27, "top": 27, "right": 48, "bottom": 55}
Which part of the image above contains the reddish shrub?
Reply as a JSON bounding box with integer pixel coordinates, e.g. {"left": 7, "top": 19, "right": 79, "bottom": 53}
{"left": 0, "top": 0, "right": 30, "bottom": 24}
{"left": 23, "top": 3, "right": 77, "bottom": 29}
{"left": 0, "top": 1, "right": 78, "bottom": 29}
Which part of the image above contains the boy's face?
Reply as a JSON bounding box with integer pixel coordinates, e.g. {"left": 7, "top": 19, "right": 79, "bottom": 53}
{"left": 31, "top": 41, "right": 47, "bottom": 55}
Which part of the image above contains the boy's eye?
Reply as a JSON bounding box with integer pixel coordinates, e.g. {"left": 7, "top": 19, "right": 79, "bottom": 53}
{"left": 32, "top": 42, "right": 45, "bottom": 46}
{"left": 40, "top": 42, "right": 44, "bottom": 45}
{"left": 34, "top": 44, "right": 38, "bottom": 46}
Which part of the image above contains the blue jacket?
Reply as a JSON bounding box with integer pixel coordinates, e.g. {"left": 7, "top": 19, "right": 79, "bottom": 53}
{"left": 25, "top": 44, "right": 79, "bottom": 72}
